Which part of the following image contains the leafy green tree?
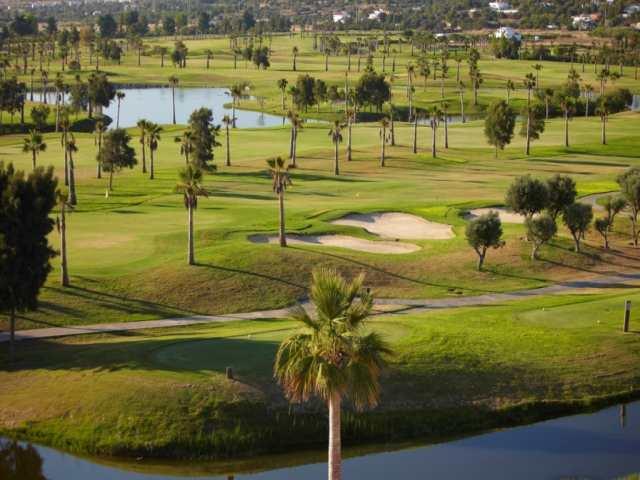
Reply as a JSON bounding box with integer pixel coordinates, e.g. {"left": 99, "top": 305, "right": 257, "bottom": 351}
{"left": 98, "top": 128, "right": 137, "bottom": 191}
{"left": 602, "top": 195, "right": 627, "bottom": 228}
{"left": 274, "top": 267, "right": 390, "bottom": 480}
{"left": 163, "top": 16, "right": 176, "bottom": 36}
{"left": 546, "top": 174, "right": 577, "bottom": 220}
{"left": 87, "top": 73, "right": 115, "bottom": 118}
{"left": 188, "top": 108, "right": 220, "bottom": 171}
{"left": 0, "top": 163, "right": 57, "bottom": 359}
{"left": 252, "top": 46, "right": 270, "bottom": 69}
{"left": 484, "top": 100, "right": 515, "bottom": 157}
{"left": 176, "top": 165, "right": 207, "bottom": 265}
{"left": 595, "top": 217, "right": 612, "bottom": 249}
{"left": 22, "top": 130, "right": 46, "bottom": 170}
{"left": 617, "top": 167, "right": 640, "bottom": 246}
{"left": 97, "top": 15, "right": 117, "bottom": 38}
{"left": 30, "top": 105, "right": 50, "bottom": 131}
{"left": 267, "top": 157, "right": 292, "bottom": 247}
{"left": 355, "top": 69, "right": 391, "bottom": 112}
{"left": 526, "top": 214, "right": 557, "bottom": 260}
{"left": 505, "top": 175, "right": 549, "bottom": 222}
{"left": 465, "top": 211, "right": 505, "bottom": 271}
{"left": 563, "top": 203, "right": 593, "bottom": 252}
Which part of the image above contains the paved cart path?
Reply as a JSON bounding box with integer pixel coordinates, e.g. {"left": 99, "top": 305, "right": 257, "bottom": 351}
{"left": 2, "top": 272, "right": 639, "bottom": 344}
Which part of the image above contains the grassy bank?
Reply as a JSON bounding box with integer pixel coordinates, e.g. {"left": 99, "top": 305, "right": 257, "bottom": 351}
{"left": 1, "top": 290, "right": 639, "bottom": 458}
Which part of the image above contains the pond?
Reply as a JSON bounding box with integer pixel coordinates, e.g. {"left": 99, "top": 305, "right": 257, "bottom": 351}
{"left": 1, "top": 400, "right": 639, "bottom": 479}
{"left": 101, "top": 87, "right": 291, "bottom": 129}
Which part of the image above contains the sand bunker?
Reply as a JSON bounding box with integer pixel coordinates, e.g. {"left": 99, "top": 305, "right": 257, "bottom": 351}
{"left": 331, "top": 212, "right": 454, "bottom": 240}
{"left": 464, "top": 207, "right": 527, "bottom": 224}
{"left": 249, "top": 234, "right": 420, "bottom": 254}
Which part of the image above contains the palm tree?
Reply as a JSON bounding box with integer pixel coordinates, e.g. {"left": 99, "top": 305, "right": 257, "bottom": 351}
{"left": 412, "top": 110, "right": 420, "bottom": 154}
{"left": 64, "top": 133, "right": 79, "bottom": 206}
{"left": 596, "top": 97, "right": 610, "bottom": 145}
{"left": 533, "top": 63, "right": 543, "bottom": 86}
{"left": 506, "top": 79, "right": 515, "bottom": 104}
{"left": 583, "top": 83, "right": 594, "bottom": 117}
{"left": 429, "top": 106, "right": 442, "bottom": 158}
{"left": 559, "top": 95, "right": 573, "bottom": 147}
{"left": 147, "top": 122, "right": 162, "bottom": 179}
{"left": 523, "top": 73, "right": 537, "bottom": 155}
{"left": 274, "top": 267, "right": 391, "bottom": 480}
{"left": 287, "top": 110, "right": 303, "bottom": 167}
{"left": 94, "top": 116, "right": 107, "bottom": 178}
{"left": 267, "top": 157, "right": 292, "bottom": 247}
{"left": 222, "top": 114, "right": 232, "bottom": 166}
{"left": 441, "top": 101, "right": 450, "bottom": 149}
{"left": 176, "top": 165, "right": 208, "bottom": 265}
{"left": 406, "top": 64, "right": 415, "bottom": 120}
{"left": 229, "top": 82, "right": 249, "bottom": 128}
{"left": 328, "top": 120, "right": 344, "bottom": 175}
{"left": 137, "top": 119, "right": 150, "bottom": 173}
{"left": 458, "top": 81, "right": 466, "bottom": 123}
{"left": 115, "top": 91, "right": 125, "bottom": 128}
{"left": 169, "top": 75, "right": 179, "bottom": 124}
{"left": 175, "top": 129, "right": 193, "bottom": 165}
{"left": 379, "top": 117, "right": 389, "bottom": 167}
{"left": 22, "top": 129, "right": 46, "bottom": 170}
{"left": 55, "top": 187, "right": 73, "bottom": 287}
{"left": 59, "top": 107, "right": 70, "bottom": 186}
{"left": 346, "top": 109, "right": 354, "bottom": 162}
{"left": 204, "top": 49, "right": 213, "bottom": 69}
{"left": 277, "top": 78, "right": 288, "bottom": 110}
{"left": 292, "top": 46, "right": 298, "bottom": 71}
{"left": 54, "top": 73, "right": 64, "bottom": 132}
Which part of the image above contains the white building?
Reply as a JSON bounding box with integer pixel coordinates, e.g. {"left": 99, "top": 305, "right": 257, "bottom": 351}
{"left": 368, "top": 9, "right": 387, "bottom": 20}
{"left": 494, "top": 26, "right": 522, "bottom": 41}
{"left": 489, "top": 1, "right": 512, "bottom": 12}
{"left": 332, "top": 12, "right": 349, "bottom": 23}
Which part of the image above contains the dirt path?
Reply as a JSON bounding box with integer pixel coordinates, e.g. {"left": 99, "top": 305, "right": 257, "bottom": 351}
{"left": 2, "top": 272, "right": 639, "bottom": 344}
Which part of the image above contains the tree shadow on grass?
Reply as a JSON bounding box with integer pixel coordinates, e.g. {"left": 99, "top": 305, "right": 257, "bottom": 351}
{"left": 195, "top": 262, "right": 307, "bottom": 290}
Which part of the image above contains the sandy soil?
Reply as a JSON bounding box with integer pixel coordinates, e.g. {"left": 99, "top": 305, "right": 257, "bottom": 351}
{"left": 331, "top": 212, "right": 454, "bottom": 240}
{"left": 464, "top": 207, "right": 528, "bottom": 224}
{"left": 249, "top": 234, "right": 420, "bottom": 254}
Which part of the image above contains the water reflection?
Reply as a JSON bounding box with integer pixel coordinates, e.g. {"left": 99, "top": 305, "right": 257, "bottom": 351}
{"left": 0, "top": 439, "right": 45, "bottom": 480}
{"left": 102, "top": 87, "right": 291, "bottom": 129}
{"left": 2, "top": 401, "right": 639, "bottom": 479}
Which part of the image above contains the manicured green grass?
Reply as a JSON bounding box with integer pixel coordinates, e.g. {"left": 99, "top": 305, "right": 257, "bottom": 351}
{"left": 1, "top": 290, "right": 638, "bottom": 458}
{"left": 1, "top": 109, "right": 640, "bottom": 330}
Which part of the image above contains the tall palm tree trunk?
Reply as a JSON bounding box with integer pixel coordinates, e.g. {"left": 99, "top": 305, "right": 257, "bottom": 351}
{"left": 412, "top": 115, "right": 418, "bottom": 154}
{"left": 334, "top": 142, "right": 339, "bottom": 175}
{"left": 60, "top": 206, "right": 69, "bottom": 287}
{"left": 431, "top": 125, "right": 436, "bottom": 158}
{"left": 187, "top": 204, "right": 195, "bottom": 265}
{"left": 328, "top": 393, "right": 342, "bottom": 480}
{"left": 172, "top": 87, "right": 176, "bottom": 125}
{"left": 68, "top": 153, "right": 77, "bottom": 206}
{"left": 601, "top": 116, "right": 606, "bottom": 145}
{"left": 380, "top": 127, "right": 386, "bottom": 167}
{"left": 116, "top": 100, "right": 121, "bottom": 128}
{"left": 564, "top": 112, "right": 569, "bottom": 147}
{"left": 96, "top": 134, "right": 102, "bottom": 179}
{"left": 150, "top": 150, "right": 155, "bottom": 179}
{"left": 292, "top": 128, "right": 298, "bottom": 167}
{"left": 444, "top": 116, "right": 449, "bottom": 149}
{"left": 226, "top": 125, "right": 231, "bottom": 166}
{"left": 108, "top": 169, "right": 114, "bottom": 192}
{"left": 525, "top": 92, "right": 531, "bottom": 155}
{"left": 278, "top": 190, "right": 286, "bottom": 247}
{"left": 32, "top": 150, "right": 36, "bottom": 170}
{"left": 346, "top": 120, "right": 352, "bottom": 161}
{"left": 460, "top": 92, "right": 465, "bottom": 123}
{"left": 63, "top": 131, "right": 69, "bottom": 186}
{"left": 141, "top": 144, "right": 147, "bottom": 173}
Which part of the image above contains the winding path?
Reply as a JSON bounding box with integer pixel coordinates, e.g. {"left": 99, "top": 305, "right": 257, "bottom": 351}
{"left": 2, "top": 272, "right": 639, "bottom": 344}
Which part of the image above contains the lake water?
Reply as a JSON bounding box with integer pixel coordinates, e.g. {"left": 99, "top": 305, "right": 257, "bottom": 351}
{"left": 100, "top": 87, "right": 290, "bottom": 129}
{"left": 1, "top": 400, "right": 639, "bottom": 479}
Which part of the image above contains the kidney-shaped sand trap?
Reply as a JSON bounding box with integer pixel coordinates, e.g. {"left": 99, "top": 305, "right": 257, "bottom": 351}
{"left": 249, "top": 234, "right": 420, "bottom": 254}
{"left": 331, "top": 212, "right": 454, "bottom": 240}
{"left": 464, "top": 207, "right": 527, "bottom": 224}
